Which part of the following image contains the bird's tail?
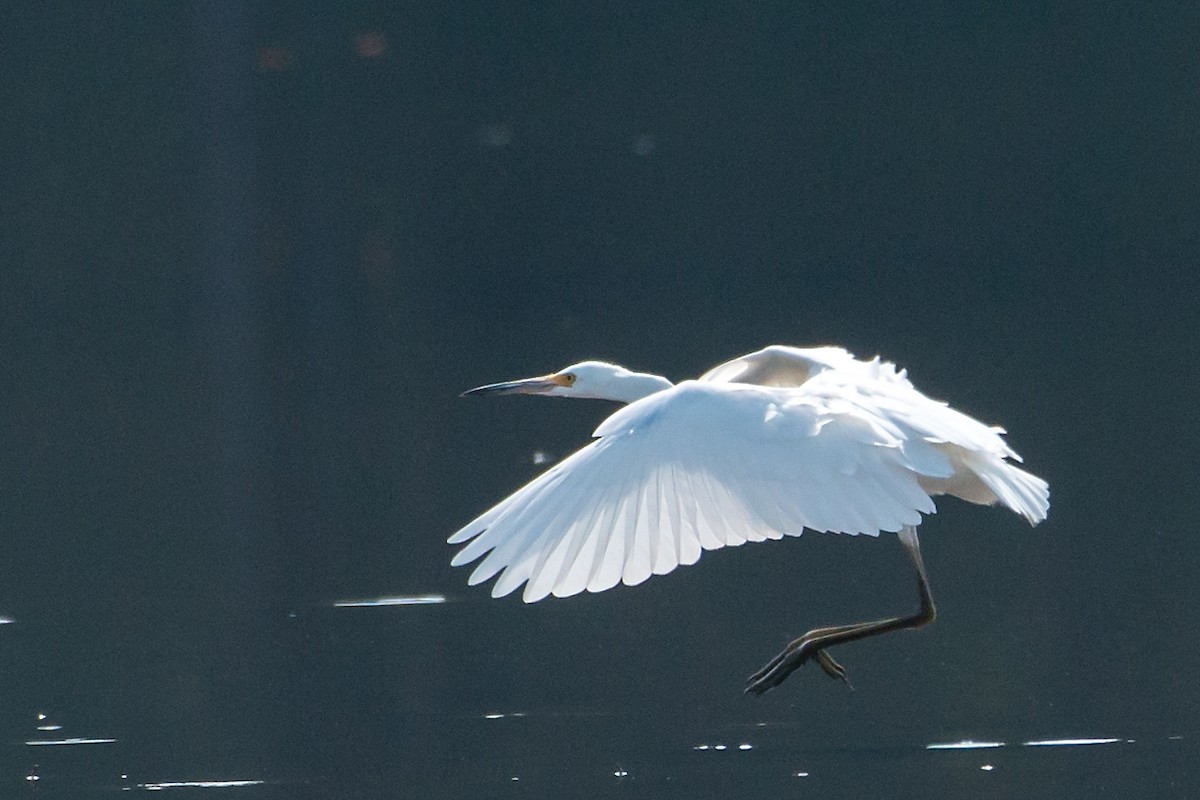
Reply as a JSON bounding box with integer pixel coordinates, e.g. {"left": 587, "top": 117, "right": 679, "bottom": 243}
{"left": 973, "top": 458, "right": 1050, "bottom": 525}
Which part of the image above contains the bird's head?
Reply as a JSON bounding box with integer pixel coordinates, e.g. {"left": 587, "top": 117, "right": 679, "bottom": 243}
{"left": 461, "top": 360, "right": 672, "bottom": 404}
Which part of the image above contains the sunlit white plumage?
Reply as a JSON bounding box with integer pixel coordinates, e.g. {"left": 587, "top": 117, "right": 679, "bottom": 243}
{"left": 451, "top": 346, "right": 1049, "bottom": 604}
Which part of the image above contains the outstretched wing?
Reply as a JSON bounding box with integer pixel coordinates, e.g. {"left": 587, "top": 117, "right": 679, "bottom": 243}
{"left": 449, "top": 368, "right": 1047, "bottom": 603}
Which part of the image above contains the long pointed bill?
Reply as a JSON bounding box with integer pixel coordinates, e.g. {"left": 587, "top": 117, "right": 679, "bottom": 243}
{"left": 460, "top": 374, "right": 566, "bottom": 397}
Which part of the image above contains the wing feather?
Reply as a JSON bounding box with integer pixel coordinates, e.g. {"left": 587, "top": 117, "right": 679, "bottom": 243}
{"left": 657, "top": 466, "right": 680, "bottom": 574}
{"left": 486, "top": 468, "right": 585, "bottom": 597}
{"left": 528, "top": 456, "right": 622, "bottom": 600}
{"left": 623, "top": 478, "right": 653, "bottom": 587}
{"left": 587, "top": 473, "right": 636, "bottom": 593}
{"left": 522, "top": 457, "right": 610, "bottom": 601}
{"left": 673, "top": 465, "right": 703, "bottom": 565}
{"left": 552, "top": 472, "right": 621, "bottom": 598}
{"left": 477, "top": 486, "right": 565, "bottom": 587}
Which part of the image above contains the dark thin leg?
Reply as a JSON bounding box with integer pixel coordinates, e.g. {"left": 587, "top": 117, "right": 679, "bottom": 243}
{"left": 745, "top": 526, "right": 936, "bottom": 695}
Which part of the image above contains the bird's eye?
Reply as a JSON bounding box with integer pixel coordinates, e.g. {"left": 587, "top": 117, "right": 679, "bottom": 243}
{"left": 562, "top": 373, "right": 577, "bottom": 385}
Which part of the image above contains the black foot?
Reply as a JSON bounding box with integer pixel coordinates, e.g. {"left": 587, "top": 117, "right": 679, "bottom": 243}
{"left": 745, "top": 629, "right": 854, "bottom": 695}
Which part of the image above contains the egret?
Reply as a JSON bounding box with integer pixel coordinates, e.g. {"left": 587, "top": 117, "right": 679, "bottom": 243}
{"left": 451, "top": 346, "right": 1049, "bottom": 693}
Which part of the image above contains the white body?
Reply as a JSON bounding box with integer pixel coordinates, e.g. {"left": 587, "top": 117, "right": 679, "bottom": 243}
{"left": 451, "top": 346, "right": 1049, "bottom": 602}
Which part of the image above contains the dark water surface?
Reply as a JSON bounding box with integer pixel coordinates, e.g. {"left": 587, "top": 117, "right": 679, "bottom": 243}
{"left": 4, "top": 3, "right": 1198, "bottom": 797}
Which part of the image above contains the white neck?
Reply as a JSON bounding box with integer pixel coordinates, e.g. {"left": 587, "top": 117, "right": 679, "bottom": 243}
{"left": 604, "top": 372, "right": 674, "bottom": 403}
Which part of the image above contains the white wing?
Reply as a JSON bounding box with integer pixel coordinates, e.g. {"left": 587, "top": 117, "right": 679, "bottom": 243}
{"left": 450, "top": 361, "right": 1048, "bottom": 603}
{"left": 698, "top": 344, "right": 868, "bottom": 387}
{"left": 702, "top": 345, "right": 1049, "bottom": 519}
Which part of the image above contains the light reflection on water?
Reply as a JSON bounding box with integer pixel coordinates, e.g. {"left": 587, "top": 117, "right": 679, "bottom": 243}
{"left": 332, "top": 593, "right": 447, "bottom": 607}
{"left": 1024, "top": 737, "right": 1127, "bottom": 746}
{"left": 927, "top": 737, "right": 1129, "bottom": 750}
{"left": 438, "top": 713, "right": 1189, "bottom": 794}
{"left": 5, "top": 703, "right": 1190, "bottom": 796}
{"left": 5, "top": 606, "right": 1191, "bottom": 798}
{"left": 135, "top": 779, "right": 266, "bottom": 790}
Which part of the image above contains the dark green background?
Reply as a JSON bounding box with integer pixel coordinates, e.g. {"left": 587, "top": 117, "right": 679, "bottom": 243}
{"left": 3, "top": 3, "right": 1197, "bottom": 796}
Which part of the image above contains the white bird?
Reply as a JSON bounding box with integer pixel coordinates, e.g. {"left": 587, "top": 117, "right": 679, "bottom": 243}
{"left": 451, "top": 345, "right": 1049, "bottom": 693}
